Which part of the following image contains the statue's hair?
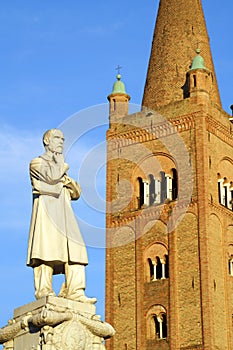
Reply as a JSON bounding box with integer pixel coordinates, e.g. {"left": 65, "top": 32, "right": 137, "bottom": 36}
{"left": 43, "top": 128, "right": 59, "bottom": 147}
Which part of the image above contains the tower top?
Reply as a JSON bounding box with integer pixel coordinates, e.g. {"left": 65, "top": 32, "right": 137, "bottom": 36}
{"left": 190, "top": 49, "right": 206, "bottom": 70}
{"left": 107, "top": 73, "right": 130, "bottom": 118}
{"left": 142, "top": 0, "right": 221, "bottom": 109}
{"left": 111, "top": 74, "right": 127, "bottom": 94}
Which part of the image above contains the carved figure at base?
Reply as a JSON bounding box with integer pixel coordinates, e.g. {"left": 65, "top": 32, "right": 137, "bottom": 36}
{"left": 27, "top": 128, "right": 96, "bottom": 304}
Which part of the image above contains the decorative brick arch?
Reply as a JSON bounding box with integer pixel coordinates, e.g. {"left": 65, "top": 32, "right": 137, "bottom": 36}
{"left": 146, "top": 242, "right": 168, "bottom": 260}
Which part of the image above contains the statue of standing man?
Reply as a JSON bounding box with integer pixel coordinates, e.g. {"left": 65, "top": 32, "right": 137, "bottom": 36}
{"left": 27, "top": 128, "right": 96, "bottom": 304}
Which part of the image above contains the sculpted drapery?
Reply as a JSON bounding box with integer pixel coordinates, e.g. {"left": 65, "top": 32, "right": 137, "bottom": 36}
{"left": 27, "top": 129, "right": 96, "bottom": 303}
{"left": 27, "top": 153, "right": 88, "bottom": 274}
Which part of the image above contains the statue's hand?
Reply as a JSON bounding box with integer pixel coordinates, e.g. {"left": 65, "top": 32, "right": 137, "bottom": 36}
{"left": 62, "top": 174, "right": 71, "bottom": 186}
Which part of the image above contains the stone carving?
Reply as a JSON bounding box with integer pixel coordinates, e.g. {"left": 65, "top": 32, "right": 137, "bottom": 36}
{"left": 27, "top": 306, "right": 73, "bottom": 327}
{"left": 52, "top": 316, "right": 114, "bottom": 350}
{"left": 40, "top": 325, "right": 54, "bottom": 349}
{"left": 27, "top": 128, "right": 96, "bottom": 304}
{"left": 53, "top": 320, "right": 86, "bottom": 350}
{"left": 78, "top": 315, "right": 115, "bottom": 339}
{"left": 0, "top": 297, "right": 115, "bottom": 349}
{"left": 0, "top": 319, "right": 26, "bottom": 344}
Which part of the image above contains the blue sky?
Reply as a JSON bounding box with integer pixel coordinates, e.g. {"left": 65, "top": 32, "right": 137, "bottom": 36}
{"left": 0, "top": 0, "right": 233, "bottom": 335}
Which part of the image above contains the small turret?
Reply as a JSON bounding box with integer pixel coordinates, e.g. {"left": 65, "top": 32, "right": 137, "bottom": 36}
{"left": 188, "top": 49, "right": 213, "bottom": 104}
{"left": 107, "top": 74, "right": 130, "bottom": 120}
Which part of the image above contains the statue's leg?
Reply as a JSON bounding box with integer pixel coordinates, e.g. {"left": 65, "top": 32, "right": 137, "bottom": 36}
{"left": 64, "top": 263, "right": 96, "bottom": 304}
{"left": 65, "top": 263, "right": 85, "bottom": 297}
{"left": 34, "top": 264, "right": 55, "bottom": 299}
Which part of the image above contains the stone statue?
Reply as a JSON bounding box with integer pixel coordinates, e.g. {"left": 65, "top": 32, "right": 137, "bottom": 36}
{"left": 0, "top": 127, "right": 115, "bottom": 350}
{"left": 27, "top": 128, "right": 96, "bottom": 304}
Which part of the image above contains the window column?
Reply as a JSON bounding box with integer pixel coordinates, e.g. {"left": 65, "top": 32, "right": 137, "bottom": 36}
{"left": 218, "top": 178, "right": 224, "bottom": 205}
{"left": 225, "top": 183, "right": 232, "bottom": 209}
{"left": 223, "top": 181, "right": 229, "bottom": 207}
{"left": 154, "top": 179, "right": 161, "bottom": 204}
{"left": 149, "top": 175, "right": 155, "bottom": 205}
{"left": 143, "top": 180, "right": 149, "bottom": 206}
{"left": 160, "top": 258, "right": 166, "bottom": 279}
{"left": 165, "top": 174, "right": 173, "bottom": 200}
{"left": 158, "top": 317, "right": 163, "bottom": 339}
{"left": 157, "top": 315, "right": 166, "bottom": 339}
{"left": 160, "top": 172, "right": 167, "bottom": 203}
{"left": 152, "top": 260, "right": 157, "bottom": 281}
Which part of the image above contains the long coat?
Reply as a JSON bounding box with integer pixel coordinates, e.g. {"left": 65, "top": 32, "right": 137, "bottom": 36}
{"left": 27, "top": 153, "right": 88, "bottom": 274}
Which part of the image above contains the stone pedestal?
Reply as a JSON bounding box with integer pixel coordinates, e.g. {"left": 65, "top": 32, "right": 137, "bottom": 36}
{"left": 0, "top": 297, "right": 114, "bottom": 350}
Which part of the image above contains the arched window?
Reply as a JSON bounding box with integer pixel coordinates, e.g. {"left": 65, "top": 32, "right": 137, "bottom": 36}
{"left": 218, "top": 175, "right": 233, "bottom": 209}
{"left": 172, "top": 168, "right": 178, "bottom": 200}
{"left": 153, "top": 313, "right": 167, "bottom": 339}
{"left": 156, "top": 256, "right": 162, "bottom": 280}
{"left": 160, "top": 313, "right": 167, "bottom": 339}
{"left": 224, "top": 184, "right": 228, "bottom": 207}
{"left": 138, "top": 177, "right": 144, "bottom": 208}
{"left": 193, "top": 74, "right": 197, "bottom": 88}
{"left": 229, "top": 256, "right": 233, "bottom": 276}
{"left": 147, "top": 305, "right": 168, "bottom": 340}
{"left": 154, "top": 315, "right": 160, "bottom": 338}
{"left": 145, "top": 244, "right": 169, "bottom": 282}
{"left": 136, "top": 167, "right": 178, "bottom": 210}
{"left": 218, "top": 177, "right": 224, "bottom": 204}
{"left": 137, "top": 177, "right": 150, "bottom": 208}
{"left": 230, "top": 182, "right": 233, "bottom": 211}
{"left": 148, "top": 258, "right": 154, "bottom": 281}
{"left": 147, "top": 256, "right": 169, "bottom": 281}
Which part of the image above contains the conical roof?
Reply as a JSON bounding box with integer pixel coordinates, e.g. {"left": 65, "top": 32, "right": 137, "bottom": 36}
{"left": 142, "top": 0, "right": 221, "bottom": 109}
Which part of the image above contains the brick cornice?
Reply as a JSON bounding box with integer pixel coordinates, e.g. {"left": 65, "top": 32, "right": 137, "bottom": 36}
{"left": 107, "top": 113, "right": 233, "bottom": 152}
{"left": 209, "top": 200, "right": 233, "bottom": 220}
{"left": 108, "top": 199, "right": 197, "bottom": 228}
{"left": 206, "top": 115, "right": 233, "bottom": 146}
{"left": 107, "top": 113, "right": 197, "bottom": 150}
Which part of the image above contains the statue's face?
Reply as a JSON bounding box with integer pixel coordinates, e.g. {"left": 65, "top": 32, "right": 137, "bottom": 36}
{"left": 47, "top": 129, "right": 64, "bottom": 154}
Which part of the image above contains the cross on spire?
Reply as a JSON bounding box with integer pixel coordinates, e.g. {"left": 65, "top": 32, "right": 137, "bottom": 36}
{"left": 116, "top": 65, "right": 122, "bottom": 75}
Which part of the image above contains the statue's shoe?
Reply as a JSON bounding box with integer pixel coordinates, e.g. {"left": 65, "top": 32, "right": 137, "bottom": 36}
{"left": 36, "top": 291, "right": 56, "bottom": 299}
{"left": 76, "top": 295, "right": 97, "bottom": 304}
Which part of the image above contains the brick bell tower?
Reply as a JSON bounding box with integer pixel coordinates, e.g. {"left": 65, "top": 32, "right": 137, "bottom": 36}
{"left": 105, "top": 1, "right": 233, "bottom": 350}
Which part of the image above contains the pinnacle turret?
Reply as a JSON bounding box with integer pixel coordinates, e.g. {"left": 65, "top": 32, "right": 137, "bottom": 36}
{"left": 107, "top": 74, "right": 130, "bottom": 118}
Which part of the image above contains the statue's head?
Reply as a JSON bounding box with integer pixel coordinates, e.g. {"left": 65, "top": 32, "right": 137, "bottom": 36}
{"left": 43, "top": 128, "right": 64, "bottom": 154}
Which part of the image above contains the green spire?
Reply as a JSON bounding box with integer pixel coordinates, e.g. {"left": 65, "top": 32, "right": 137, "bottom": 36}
{"left": 112, "top": 74, "right": 127, "bottom": 94}
{"left": 190, "top": 49, "right": 206, "bottom": 70}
